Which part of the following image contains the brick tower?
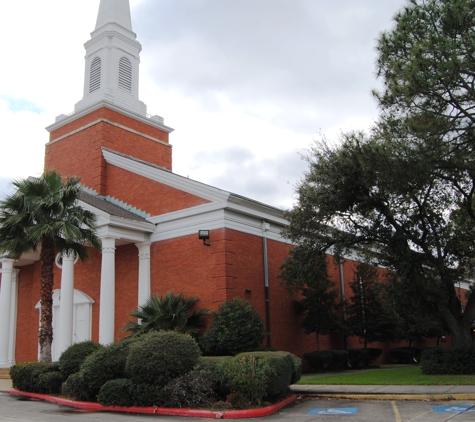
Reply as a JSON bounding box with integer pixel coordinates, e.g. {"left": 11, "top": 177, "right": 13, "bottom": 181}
{"left": 44, "top": 0, "right": 173, "bottom": 196}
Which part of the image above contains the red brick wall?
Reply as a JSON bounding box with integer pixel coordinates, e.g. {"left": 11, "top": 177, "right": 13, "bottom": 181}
{"left": 105, "top": 165, "right": 210, "bottom": 215}
{"left": 45, "top": 107, "right": 172, "bottom": 195}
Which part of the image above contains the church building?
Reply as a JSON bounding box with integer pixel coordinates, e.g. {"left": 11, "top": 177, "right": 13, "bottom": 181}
{"left": 0, "top": 1, "right": 466, "bottom": 369}
{"left": 0, "top": 0, "right": 325, "bottom": 366}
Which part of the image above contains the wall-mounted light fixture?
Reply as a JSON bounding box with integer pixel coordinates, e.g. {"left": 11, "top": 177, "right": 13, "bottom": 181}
{"left": 198, "top": 230, "right": 211, "bottom": 247}
{"left": 245, "top": 289, "right": 252, "bottom": 294}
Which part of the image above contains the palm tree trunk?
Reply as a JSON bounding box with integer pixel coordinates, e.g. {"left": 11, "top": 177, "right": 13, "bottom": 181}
{"left": 39, "top": 236, "right": 56, "bottom": 362}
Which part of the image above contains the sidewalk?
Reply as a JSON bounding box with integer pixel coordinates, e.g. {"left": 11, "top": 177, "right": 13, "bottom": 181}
{"left": 291, "top": 384, "right": 475, "bottom": 400}
{"left": 0, "top": 378, "right": 12, "bottom": 393}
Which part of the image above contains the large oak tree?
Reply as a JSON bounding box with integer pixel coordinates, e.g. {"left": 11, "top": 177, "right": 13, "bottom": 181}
{"left": 283, "top": 0, "right": 475, "bottom": 349}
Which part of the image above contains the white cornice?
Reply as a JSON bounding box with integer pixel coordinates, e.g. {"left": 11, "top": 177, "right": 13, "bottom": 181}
{"left": 46, "top": 118, "right": 172, "bottom": 148}
{"left": 46, "top": 101, "right": 174, "bottom": 134}
{"left": 102, "top": 149, "right": 230, "bottom": 203}
{"left": 150, "top": 207, "right": 291, "bottom": 244}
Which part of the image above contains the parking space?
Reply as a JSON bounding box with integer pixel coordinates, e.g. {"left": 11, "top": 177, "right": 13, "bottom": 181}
{"left": 1, "top": 393, "right": 475, "bottom": 422}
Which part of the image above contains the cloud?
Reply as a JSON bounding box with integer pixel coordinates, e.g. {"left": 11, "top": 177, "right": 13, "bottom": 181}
{"left": 0, "top": 177, "right": 14, "bottom": 200}
{"left": 0, "top": 95, "right": 44, "bottom": 114}
{"left": 192, "top": 146, "right": 308, "bottom": 209}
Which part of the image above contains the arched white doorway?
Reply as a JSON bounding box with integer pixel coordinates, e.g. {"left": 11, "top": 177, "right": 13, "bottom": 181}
{"left": 35, "top": 289, "right": 94, "bottom": 361}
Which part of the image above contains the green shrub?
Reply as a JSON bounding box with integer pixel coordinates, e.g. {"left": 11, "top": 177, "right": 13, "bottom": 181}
{"left": 97, "top": 379, "right": 135, "bottom": 407}
{"left": 303, "top": 351, "right": 333, "bottom": 370}
{"left": 129, "top": 382, "right": 166, "bottom": 407}
{"left": 235, "top": 351, "right": 294, "bottom": 396}
{"left": 77, "top": 340, "right": 133, "bottom": 401}
{"left": 390, "top": 347, "right": 424, "bottom": 364}
{"left": 10, "top": 362, "right": 61, "bottom": 393}
{"left": 200, "top": 298, "right": 266, "bottom": 356}
{"left": 62, "top": 373, "right": 93, "bottom": 402}
{"left": 286, "top": 352, "right": 302, "bottom": 384}
{"left": 347, "top": 348, "right": 382, "bottom": 368}
{"left": 125, "top": 331, "right": 201, "bottom": 387}
{"left": 163, "top": 368, "right": 218, "bottom": 408}
{"left": 219, "top": 355, "right": 275, "bottom": 406}
{"left": 421, "top": 345, "right": 475, "bottom": 375}
{"left": 226, "top": 391, "right": 248, "bottom": 409}
{"left": 37, "top": 371, "right": 64, "bottom": 394}
{"left": 58, "top": 341, "right": 103, "bottom": 378}
{"left": 196, "top": 356, "right": 231, "bottom": 373}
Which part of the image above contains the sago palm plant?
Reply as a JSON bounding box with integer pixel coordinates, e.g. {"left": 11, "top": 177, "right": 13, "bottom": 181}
{"left": 123, "top": 291, "right": 209, "bottom": 337}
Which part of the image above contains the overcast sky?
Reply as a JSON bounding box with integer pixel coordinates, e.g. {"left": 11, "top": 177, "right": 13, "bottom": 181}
{"left": 0, "top": 0, "right": 407, "bottom": 209}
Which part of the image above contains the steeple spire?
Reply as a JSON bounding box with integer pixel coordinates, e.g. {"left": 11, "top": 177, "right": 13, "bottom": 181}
{"left": 95, "top": 0, "right": 133, "bottom": 32}
{"left": 74, "top": 0, "right": 147, "bottom": 116}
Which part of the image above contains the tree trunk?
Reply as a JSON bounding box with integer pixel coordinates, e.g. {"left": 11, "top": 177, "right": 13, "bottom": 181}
{"left": 39, "top": 236, "right": 56, "bottom": 362}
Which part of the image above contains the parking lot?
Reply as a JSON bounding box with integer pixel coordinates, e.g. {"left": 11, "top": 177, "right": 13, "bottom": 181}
{"left": 2, "top": 393, "right": 475, "bottom": 422}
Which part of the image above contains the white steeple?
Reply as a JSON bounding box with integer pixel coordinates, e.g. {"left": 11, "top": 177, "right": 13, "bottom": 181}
{"left": 95, "top": 0, "right": 133, "bottom": 32}
{"left": 74, "top": 0, "right": 147, "bottom": 116}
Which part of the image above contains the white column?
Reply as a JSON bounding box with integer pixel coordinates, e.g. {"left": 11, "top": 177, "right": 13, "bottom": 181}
{"left": 8, "top": 269, "right": 19, "bottom": 366}
{"left": 136, "top": 242, "right": 151, "bottom": 307}
{"left": 0, "top": 258, "right": 15, "bottom": 368}
{"left": 57, "top": 252, "right": 76, "bottom": 356}
{"left": 99, "top": 237, "right": 116, "bottom": 345}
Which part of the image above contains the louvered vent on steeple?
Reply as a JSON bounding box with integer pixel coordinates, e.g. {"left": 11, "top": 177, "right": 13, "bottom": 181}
{"left": 118, "top": 57, "right": 132, "bottom": 92}
{"left": 89, "top": 57, "right": 102, "bottom": 93}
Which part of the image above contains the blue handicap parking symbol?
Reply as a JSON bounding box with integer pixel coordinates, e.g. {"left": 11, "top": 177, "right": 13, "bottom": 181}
{"left": 433, "top": 405, "right": 475, "bottom": 413}
{"left": 308, "top": 408, "right": 358, "bottom": 415}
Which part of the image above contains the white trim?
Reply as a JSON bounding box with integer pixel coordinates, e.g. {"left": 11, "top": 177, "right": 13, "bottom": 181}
{"left": 102, "top": 149, "right": 230, "bottom": 203}
{"left": 150, "top": 208, "right": 291, "bottom": 244}
{"left": 47, "top": 118, "right": 172, "bottom": 148}
{"left": 46, "top": 101, "right": 174, "bottom": 134}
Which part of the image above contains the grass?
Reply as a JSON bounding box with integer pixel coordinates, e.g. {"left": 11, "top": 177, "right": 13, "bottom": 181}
{"left": 298, "top": 366, "right": 475, "bottom": 385}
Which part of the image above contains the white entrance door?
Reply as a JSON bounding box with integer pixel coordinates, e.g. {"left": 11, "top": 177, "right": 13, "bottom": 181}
{"left": 36, "top": 289, "right": 94, "bottom": 361}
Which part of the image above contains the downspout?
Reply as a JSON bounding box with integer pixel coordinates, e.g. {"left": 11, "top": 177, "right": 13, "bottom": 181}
{"left": 262, "top": 221, "right": 271, "bottom": 348}
{"left": 339, "top": 259, "right": 348, "bottom": 350}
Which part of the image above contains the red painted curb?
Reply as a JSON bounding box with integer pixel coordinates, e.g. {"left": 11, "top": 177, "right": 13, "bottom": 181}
{"left": 9, "top": 390, "right": 296, "bottom": 419}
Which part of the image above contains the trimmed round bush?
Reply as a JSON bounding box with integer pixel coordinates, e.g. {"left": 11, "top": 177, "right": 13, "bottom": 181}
{"left": 200, "top": 298, "right": 266, "bottom": 356}
{"left": 58, "top": 341, "right": 103, "bottom": 378}
{"left": 10, "top": 362, "right": 61, "bottom": 393}
{"left": 37, "top": 371, "right": 64, "bottom": 394}
{"left": 129, "top": 382, "right": 166, "bottom": 407}
{"left": 125, "top": 331, "right": 201, "bottom": 387}
{"left": 98, "top": 379, "right": 135, "bottom": 407}
{"left": 76, "top": 339, "right": 134, "bottom": 401}
{"left": 62, "top": 373, "right": 92, "bottom": 402}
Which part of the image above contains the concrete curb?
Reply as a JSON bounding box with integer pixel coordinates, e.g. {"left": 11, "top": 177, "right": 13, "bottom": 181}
{"left": 9, "top": 390, "right": 297, "bottom": 419}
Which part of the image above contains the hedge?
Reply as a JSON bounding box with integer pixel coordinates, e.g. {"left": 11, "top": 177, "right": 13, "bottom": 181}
{"left": 303, "top": 350, "right": 348, "bottom": 370}
{"left": 421, "top": 345, "right": 475, "bottom": 375}
{"left": 390, "top": 347, "right": 424, "bottom": 364}
{"left": 347, "top": 348, "right": 382, "bottom": 368}
{"left": 10, "top": 362, "right": 62, "bottom": 394}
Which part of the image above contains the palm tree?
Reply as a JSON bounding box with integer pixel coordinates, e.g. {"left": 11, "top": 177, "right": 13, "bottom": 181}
{"left": 123, "top": 291, "right": 209, "bottom": 337}
{"left": 0, "top": 170, "right": 100, "bottom": 362}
